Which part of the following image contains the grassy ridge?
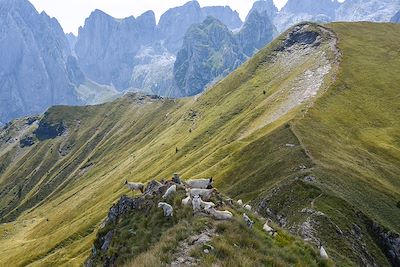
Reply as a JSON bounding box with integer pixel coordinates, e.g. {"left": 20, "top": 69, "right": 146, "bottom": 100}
{"left": 294, "top": 23, "right": 400, "bottom": 232}
{"left": 0, "top": 23, "right": 399, "bottom": 266}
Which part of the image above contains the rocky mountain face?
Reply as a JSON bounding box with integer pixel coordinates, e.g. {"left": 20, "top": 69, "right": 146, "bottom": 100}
{"left": 0, "top": 0, "right": 83, "bottom": 125}
{"left": 238, "top": 10, "right": 277, "bottom": 57}
{"left": 336, "top": 0, "right": 400, "bottom": 22}
{"left": 391, "top": 10, "right": 400, "bottom": 22}
{"left": 274, "top": 0, "right": 340, "bottom": 32}
{"left": 247, "top": 0, "right": 278, "bottom": 21}
{"left": 174, "top": 12, "right": 276, "bottom": 97}
{"left": 202, "top": 6, "right": 243, "bottom": 29}
{"left": 173, "top": 17, "right": 245, "bottom": 96}
{"left": 158, "top": 1, "right": 243, "bottom": 53}
{"left": 75, "top": 10, "right": 158, "bottom": 90}
{"left": 74, "top": 1, "right": 243, "bottom": 95}
{"left": 66, "top": 32, "right": 77, "bottom": 53}
{"left": 266, "top": 0, "right": 400, "bottom": 32}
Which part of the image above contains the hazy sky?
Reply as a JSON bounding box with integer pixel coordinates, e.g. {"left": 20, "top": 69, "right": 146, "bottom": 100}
{"left": 29, "top": 0, "right": 289, "bottom": 34}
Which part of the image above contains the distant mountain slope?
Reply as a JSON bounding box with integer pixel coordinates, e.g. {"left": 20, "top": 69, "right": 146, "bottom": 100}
{"left": 336, "top": 0, "right": 400, "bottom": 22}
{"left": 391, "top": 10, "right": 400, "bottom": 22}
{"left": 0, "top": 23, "right": 399, "bottom": 266}
{"left": 75, "top": 10, "right": 158, "bottom": 90}
{"left": 174, "top": 11, "right": 276, "bottom": 97}
{"left": 158, "top": 1, "right": 242, "bottom": 53}
{"left": 0, "top": 0, "right": 84, "bottom": 125}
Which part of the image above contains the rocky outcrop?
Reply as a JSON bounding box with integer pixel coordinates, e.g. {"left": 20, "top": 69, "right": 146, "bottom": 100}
{"left": 0, "top": 0, "right": 83, "bottom": 124}
{"left": 367, "top": 220, "right": 400, "bottom": 267}
{"left": 34, "top": 121, "right": 66, "bottom": 141}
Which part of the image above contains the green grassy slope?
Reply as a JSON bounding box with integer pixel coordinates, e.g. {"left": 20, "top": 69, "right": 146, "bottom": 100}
{"left": 295, "top": 23, "right": 400, "bottom": 231}
{"left": 0, "top": 23, "right": 398, "bottom": 266}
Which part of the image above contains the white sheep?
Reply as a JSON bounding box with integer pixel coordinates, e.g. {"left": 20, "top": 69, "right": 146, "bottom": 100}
{"left": 186, "top": 188, "right": 215, "bottom": 201}
{"left": 124, "top": 181, "right": 145, "bottom": 193}
{"left": 162, "top": 184, "right": 177, "bottom": 199}
{"left": 192, "top": 195, "right": 202, "bottom": 213}
{"left": 184, "top": 178, "right": 213, "bottom": 189}
{"left": 205, "top": 207, "right": 233, "bottom": 220}
{"left": 320, "top": 245, "right": 329, "bottom": 260}
{"left": 243, "top": 213, "right": 254, "bottom": 228}
{"left": 244, "top": 204, "right": 252, "bottom": 211}
{"left": 181, "top": 196, "right": 191, "bottom": 206}
{"left": 158, "top": 202, "right": 173, "bottom": 217}
{"left": 199, "top": 199, "right": 216, "bottom": 210}
{"left": 237, "top": 199, "right": 243, "bottom": 206}
{"left": 263, "top": 220, "right": 276, "bottom": 236}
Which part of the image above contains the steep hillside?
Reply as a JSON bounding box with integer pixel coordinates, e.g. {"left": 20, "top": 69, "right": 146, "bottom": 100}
{"left": 0, "top": 23, "right": 399, "bottom": 266}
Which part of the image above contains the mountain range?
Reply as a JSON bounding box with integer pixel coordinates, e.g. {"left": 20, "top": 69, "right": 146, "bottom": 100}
{"left": 1, "top": 0, "right": 400, "bottom": 125}
{"left": 0, "top": 21, "right": 399, "bottom": 266}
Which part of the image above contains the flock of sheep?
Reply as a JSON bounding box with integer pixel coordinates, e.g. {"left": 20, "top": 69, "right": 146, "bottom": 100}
{"left": 125, "top": 174, "right": 329, "bottom": 260}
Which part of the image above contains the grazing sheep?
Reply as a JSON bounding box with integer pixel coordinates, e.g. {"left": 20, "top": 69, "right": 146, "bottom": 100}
{"left": 182, "top": 196, "right": 191, "bottom": 206}
{"left": 199, "top": 199, "right": 216, "bottom": 210}
{"left": 205, "top": 207, "right": 233, "bottom": 220}
{"left": 158, "top": 202, "right": 173, "bottom": 217}
{"left": 237, "top": 199, "right": 243, "bottom": 206}
{"left": 320, "top": 245, "right": 329, "bottom": 260}
{"left": 263, "top": 220, "right": 276, "bottom": 236}
{"left": 186, "top": 188, "right": 216, "bottom": 201}
{"left": 162, "top": 184, "right": 177, "bottom": 199}
{"left": 192, "top": 195, "right": 201, "bottom": 213}
{"left": 184, "top": 178, "right": 213, "bottom": 189}
{"left": 244, "top": 204, "right": 252, "bottom": 211}
{"left": 124, "top": 181, "right": 144, "bottom": 193}
{"left": 243, "top": 213, "right": 254, "bottom": 228}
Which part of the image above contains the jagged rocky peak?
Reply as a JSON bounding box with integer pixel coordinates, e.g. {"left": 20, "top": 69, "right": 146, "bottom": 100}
{"left": 158, "top": 1, "right": 244, "bottom": 52}
{"left": 247, "top": 0, "right": 278, "bottom": 21}
{"left": 173, "top": 16, "right": 244, "bottom": 97}
{"left": 202, "top": 5, "right": 243, "bottom": 29}
{"left": 136, "top": 10, "right": 156, "bottom": 29}
{"left": 173, "top": 11, "right": 278, "bottom": 97}
{"left": 75, "top": 9, "right": 158, "bottom": 90}
{"left": 0, "top": 0, "right": 82, "bottom": 124}
{"left": 158, "top": 1, "right": 203, "bottom": 52}
{"left": 391, "top": 10, "right": 400, "bottom": 22}
{"left": 66, "top": 32, "right": 77, "bottom": 51}
{"left": 239, "top": 9, "right": 277, "bottom": 57}
{"left": 283, "top": 0, "right": 340, "bottom": 18}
